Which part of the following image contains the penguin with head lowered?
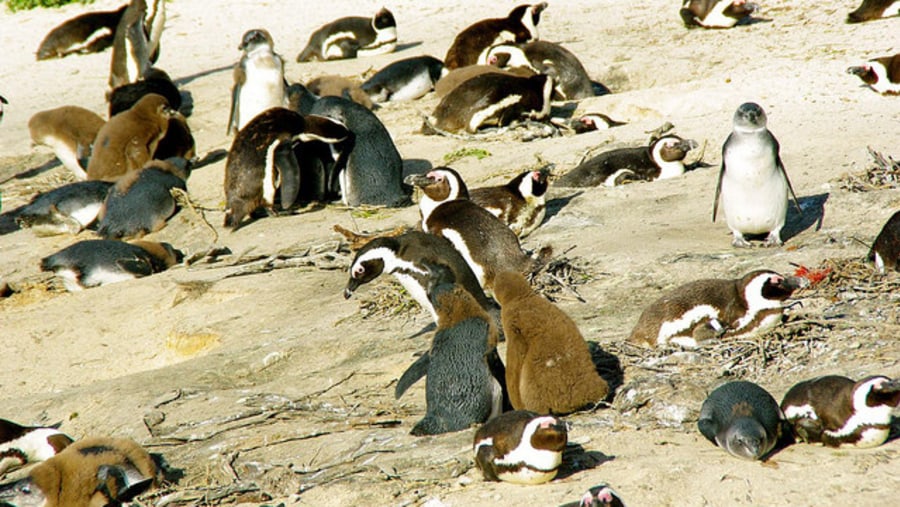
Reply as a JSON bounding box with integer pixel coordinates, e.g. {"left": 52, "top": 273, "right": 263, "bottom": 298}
{"left": 698, "top": 380, "right": 786, "bottom": 461}
{"left": 713, "top": 102, "right": 801, "bottom": 247}
{"left": 781, "top": 375, "right": 900, "bottom": 448}
{"left": 679, "top": 0, "right": 758, "bottom": 29}
{"left": 296, "top": 7, "right": 397, "bottom": 62}
{"left": 473, "top": 410, "right": 567, "bottom": 484}
{"left": 483, "top": 40, "right": 599, "bottom": 100}
{"left": 362, "top": 56, "right": 448, "bottom": 103}
{"left": 444, "top": 3, "right": 548, "bottom": 70}
{"left": 15, "top": 180, "right": 113, "bottom": 235}
{"left": 469, "top": 168, "right": 549, "bottom": 237}
{"left": 36, "top": 4, "right": 126, "bottom": 60}
{"left": 228, "top": 28, "right": 287, "bottom": 136}
{"left": 847, "top": 53, "right": 900, "bottom": 95}
{"left": 869, "top": 211, "right": 900, "bottom": 273}
{"left": 29, "top": 105, "right": 106, "bottom": 180}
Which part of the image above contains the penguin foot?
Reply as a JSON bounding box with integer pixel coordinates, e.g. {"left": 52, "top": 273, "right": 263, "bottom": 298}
{"left": 731, "top": 234, "right": 752, "bottom": 248}
{"left": 764, "top": 232, "right": 783, "bottom": 247}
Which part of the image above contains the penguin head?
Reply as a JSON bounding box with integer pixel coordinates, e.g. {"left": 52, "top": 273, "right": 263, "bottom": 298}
{"left": 483, "top": 44, "right": 530, "bottom": 69}
{"left": 404, "top": 167, "right": 469, "bottom": 203}
{"left": 741, "top": 270, "right": 806, "bottom": 308}
{"left": 846, "top": 64, "right": 877, "bottom": 85}
{"left": 857, "top": 376, "right": 900, "bottom": 410}
{"left": 733, "top": 102, "right": 767, "bottom": 131}
{"left": 344, "top": 237, "right": 401, "bottom": 298}
{"left": 720, "top": 417, "right": 768, "bottom": 460}
{"left": 528, "top": 415, "right": 568, "bottom": 453}
{"left": 239, "top": 28, "right": 274, "bottom": 52}
{"left": 0, "top": 477, "right": 46, "bottom": 507}
{"left": 132, "top": 93, "right": 177, "bottom": 121}
{"left": 373, "top": 7, "right": 396, "bottom": 30}
{"left": 580, "top": 484, "right": 626, "bottom": 507}
{"left": 651, "top": 135, "right": 698, "bottom": 163}
{"left": 511, "top": 168, "right": 550, "bottom": 200}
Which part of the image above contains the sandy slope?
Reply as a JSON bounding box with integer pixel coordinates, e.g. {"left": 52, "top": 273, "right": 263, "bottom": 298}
{"left": 1, "top": 1, "right": 899, "bottom": 506}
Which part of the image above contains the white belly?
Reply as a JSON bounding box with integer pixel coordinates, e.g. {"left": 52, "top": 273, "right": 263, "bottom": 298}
{"left": 238, "top": 57, "right": 285, "bottom": 130}
{"left": 721, "top": 142, "right": 788, "bottom": 235}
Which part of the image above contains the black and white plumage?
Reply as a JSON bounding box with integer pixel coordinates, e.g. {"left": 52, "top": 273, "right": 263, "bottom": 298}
{"left": 847, "top": 0, "right": 900, "bottom": 23}
{"left": 781, "top": 375, "right": 900, "bottom": 448}
{"left": 679, "top": 0, "right": 758, "bottom": 28}
{"left": 698, "top": 381, "right": 785, "bottom": 460}
{"left": 0, "top": 419, "right": 73, "bottom": 477}
{"left": 362, "top": 56, "right": 447, "bottom": 103}
{"left": 296, "top": 8, "right": 397, "bottom": 62}
{"left": 713, "top": 102, "right": 801, "bottom": 247}
{"left": 35, "top": 4, "right": 126, "bottom": 60}
{"left": 444, "top": 3, "right": 548, "bottom": 70}
{"left": 869, "top": 210, "right": 900, "bottom": 273}
{"left": 228, "top": 28, "right": 287, "bottom": 136}
{"left": 109, "top": 0, "right": 151, "bottom": 90}
{"left": 15, "top": 180, "right": 113, "bottom": 235}
{"left": 483, "top": 41, "right": 598, "bottom": 100}
{"left": 473, "top": 410, "right": 567, "bottom": 484}
{"left": 558, "top": 484, "right": 627, "bottom": 507}
{"left": 469, "top": 169, "right": 549, "bottom": 237}
{"left": 40, "top": 240, "right": 182, "bottom": 292}
{"left": 847, "top": 53, "right": 900, "bottom": 95}
{"left": 108, "top": 68, "right": 182, "bottom": 118}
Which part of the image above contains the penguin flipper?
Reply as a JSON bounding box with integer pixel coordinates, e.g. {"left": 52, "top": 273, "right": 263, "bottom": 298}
{"left": 274, "top": 141, "right": 301, "bottom": 210}
{"left": 712, "top": 161, "right": 725, "bottom": 222}
{"left": 792, "top": 417, "right": 824, "bottom": 443}
{"left": 395, "top": 353, "right": 430, "bottom": 399}
{"left": 485, "top": 347, "right": 512, "bottom": 412}
{"left": 117, "top": 255, "right": 154, "bottom": 277}
{"left": 777, "top": 154, "right": 803, "bottom": 215}
{"left": 697, "top": 417, "right": 719, "bottom": 445}
{"left": 227, "top": 66, "right": 244, "bottom": 135}
{"left": 474, "top": 444, "right": 500, "bottom": 481}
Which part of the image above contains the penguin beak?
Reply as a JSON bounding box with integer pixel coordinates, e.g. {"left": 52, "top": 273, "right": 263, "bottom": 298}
{"left": 846, "top": 65, "right": 868, "bottom": 77}
{"left": 778, "top": 275, "right": 809, "bottom": 292}
{"left": 344, "top": 278, "right": 361, "bottom": 299}
{"left": 403, "top": 173, "right": 435, "bottom": 188}
{"left": 680, "top": 138, "right": 699, "bottom": 151}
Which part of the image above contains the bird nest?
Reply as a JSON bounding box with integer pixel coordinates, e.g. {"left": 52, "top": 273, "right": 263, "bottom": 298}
{"left": 837, "top": 146, "right": 900, "bottom": 192}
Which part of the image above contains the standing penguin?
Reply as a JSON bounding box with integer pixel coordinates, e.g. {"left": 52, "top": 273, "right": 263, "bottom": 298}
{"left": 469, "top": 168, "right": 549, "bottom": 237}
{"left": 404, "top": 168, "right": 535, "bottom": 290}
{"left": 28, "top": 106, "right": 106, "bottom": 180}
{"left": 0, "top": 419, "right": 73, "bottom": 476}
{"left": 309, "top": 95, "right": 411, "bottom": 207}
{"left": 144, "top": 0, "right": 165, "bottom": 63}
{"left": 493, "top": 271, "right": 610, "bottom": 414}
{"left": 15, "top": 180, "right": 113, "bottom": 235}
{"left": 395, "top": 264, "right": 505, "bottom": 436}
{"left": 698, "top": 380, "right": 785, "bottom": 461}
{"left": 444, "top": 3, "right": 548, "bottom": 70}
{"left": 296, "top": 8, "right": 397, "bottom": 62}
{"left": 679, "top": 1, "right": 758, "bottom": 28}
{"left": 847, "top": 0, "right": 900, "bottom": 23}
{"left": 869, "top": 211, "right": 900, "bottom": 273}
{"left": 483, "top": 41, "right": 598, "bottom": 100}
{"left": 362, "top": 56, "right": 447, "bottom": 103}
{"left": 846, "top": 53, "right": 900, "bottom": 95}
{"left": 781, "top": 375, "right": 900, "bottom": 448}
{"left": 109, "top": 0, "right": 151, "bottom": 90}
{"left": 713, "top": 102, "right": 801, "bottom": 247}
{"left": 35, "top": 4, "right": 126, "bottom": 60}
{"left": 473, "top": 410, "right": 567, "bottom": 484}
{"left": 628, "top": 269, "right": 806, "bottom": 348}
{"left": 228, "top": 28, "right": 287, "bottom": 136}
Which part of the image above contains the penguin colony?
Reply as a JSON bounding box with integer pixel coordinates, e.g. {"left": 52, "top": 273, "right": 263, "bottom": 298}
{"left": 0, "top": 1, "right": 897, "bottom": 505}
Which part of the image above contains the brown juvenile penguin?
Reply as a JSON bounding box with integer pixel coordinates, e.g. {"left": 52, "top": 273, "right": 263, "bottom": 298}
{"left": 847, "top": 53, "right": 900, "bottom": 95}
{"left": 86, "top": 93, "right": 174, "bottom": 181}
{"left": 434, "top": 65, "right": 534, "bottom": 98}
{"left": 493, "top": 271, "right": 609, "bottom": 414}
{"left": 444, "top": 3, "right": 548, "bottom": 70}
{"left": 28, "top": 106, "right": 106, "bottom": 180}
{"left": 307, "top": 75, "right": 375, "bottom": 110}
{"left": 469, "top": 169, "right": 549, "bottom": 237}
{"left": 35, "top": 4, "right": 126, "bottom": 60}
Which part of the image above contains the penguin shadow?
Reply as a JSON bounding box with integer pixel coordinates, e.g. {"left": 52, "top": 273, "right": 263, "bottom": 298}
{"left": 737, "top": 16, "right": 773, "bottom": 27}
{"left": 402, "top": 321, "right": 437, "bottom": 340}
{"left": 393, "top": 41, "right": 423, "bottom": 53}
{"left": 173, "top": 64, "right": 233, "bottom": 87}
{"left": 0, "top": 157, "right": 61, "bottom": 185}
{"left": 556, "top": 443, "right": 615, "bottom": 480}
{"left": 178, "top": 90, "right": 195, "bottom": 117}
{"left": 782, "top": 192, "right": 829, "bottom": 243}
{"left": 151, "top": 452, "right": 185, "bottom": 484}
{"left": 886, "top": 416, "right": 900, "bottom": 444}
{"left": 543, "top": 191, "right": 585, "bottom": 223}
{"left": 587, "top": 341, "right": 625, "bottom": 402}
{"left": 0, "top": 206, "right": 23, "bottom": 235}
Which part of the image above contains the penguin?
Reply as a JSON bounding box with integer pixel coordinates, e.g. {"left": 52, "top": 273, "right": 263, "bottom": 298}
{"left": 35, "top": 4, "right": 126, "bottom": 60}
{"left": 0, "top": 419, "right": 73, "bottom": 476}
{"left": 309, "top": 95, "right": 411, "bottom": 207}
{"left": 15, "top": 180, "right": 113, "bottom": 235}
{"left": 781, "top": 375, "right": 900, "bottom": 448}
{"left": 286, "top": 82, "right": 320, "bottom": 116}
{"left": 0, "top": 95, "right": 6, "bottom": 125}
{"left": 558, "top": 485, "right": 627, "bottom": 507}
{"left": 846, "top": 53, "right": 900, "bottom": 95}
{"left": 306, "top": 75, "right": 375, "bottom": 110}
{"left": 28, "top": 106, "right": 106, "bottom": 180}
{"left": 394, "top": 263, "right": 505, "bottom": 436}
{"left": 473, "top": 410, "right": 567, "bottom": 484}
{"left": 224, "top": 108, "right": 350, "bottom": 230}
{"left": 698, "top": 380, "right": 785, "bottom": 460}
{"left": 713, "top": 102, "right": 802, "bottom": 247}
{"left": 0, "top": 436, "right": 157, "bottom": 507}
{"left": 847, "top": 0, "right": 900, "bottom": 23}
{"left": 344, "top": 230, "right": 497, "bottom": 323}
{"left": 483, "top": 41, "right": 597, "bottom": 100}
{"left": 561, "top": 112, "right": 627, "bottom": 134}
{"left": 227, "top": 28, "right": 287, "bottom": 136}
{"left": 362, "top": 56, "right": 448, "bottom": 103}
{"left": 444, "top": 3, "right": 548, "bottom": 70}
{"left": 96, "top": 158, "right": 190, "bottom": 240}
{"left": 108, "top": 68, "right": 182, "bottom": 117}
{"left": 404, "top": 167, "right": 534, "bottom": 290}
{"left": 40, "top": 239, "right": 182, "bottom": 292}
{"left": 109, "top": 0, "right": 151, "bottom": 90}
{"left": 679, "top": 0, "right": 758, "bottom": 29}
{"left": 493, "top": 270, "right": 610, "bottom": 415}
{"left": 554, "top": 134, "right": 698, "bottom": 188}
{"left": 469, "top": 168, "right": 549, "bottom": 237}
{"left": 86, "top": 93, "right": 174, "bottom": 182}
{"left": 428, "top": 72, "right": 553, "bottom": 134}
{"left": 296, "top": 7, "right": 397, "bottom": 62}
{"left": 434, "top": 65, "right": 535, "bottom": 98}
{"left": 869, "top": 210, "right": 900, "bottom": 273}
{"left": 628, "top": 269, "right": 806, "bottom": 349}
{"left": 144, "top": 0, "right": 165, "bottom": 64}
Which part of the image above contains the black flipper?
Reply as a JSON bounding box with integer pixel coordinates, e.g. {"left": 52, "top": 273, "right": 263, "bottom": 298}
{"left": 395, "top": 352, "right": 430, "bottom": 399}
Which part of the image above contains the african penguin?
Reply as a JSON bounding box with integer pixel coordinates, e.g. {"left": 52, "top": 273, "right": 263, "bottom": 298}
{"left": 444, "top": 3, "right": 548, "bottom": 70}
{"left": 554, "top": 134, "right": 698, "bottom": 188}
{"left": 35, "top": 4, "right": 125, "bottom": 60}
{"left": 698, "top": 380, "right": 785, "bottom": 460}
{"left": 15, "top": 180, "right": 113, "bottom": 235}
{"left": 558, "top": 484, "right": 627, "bottom": 507}
{"left": 28, "top": 105, "right": 106, "bottom": 181}
{"left": 469, "top": 168, "right": 549, "bottom": 237}
{"left": 847, "top": 53, "right": 900, "bottom": 95}
{"left": 108, "top": 67, "right": 182, "bottom": 117}
{"left": 0, "top": 95, "right": 6, "bottom": 125}
{"left": 561, "top": 112, "right": 627, "bottom": 134}
{"left": 109, "top": 0, "right": 152, "bottom": 90}
{"left": 483, "top": 40, "right": 597, "bottom": 100}
{"left": 713, "top": 102, "right": 802, "bottom": 247}
{"left": 0, "top": 419, "right": 73, "bottom": 477}
{"left": 847, "top": 0, "right": 900, "bottom": 23}
{"left": 296, "top": 7, "right": 397, "bottom": 62}
{"left": 781, "top": 375, "right": 900, "bottom": 448}
{"left": 362, "top": 56, "right": 448, "bottom": 103}
{"left": 306, "top": 75, "right": 375, "bottom": 110}
{"left": 227, "top": 28, "right": 288, "bottom": 136}
{"left": 473, "top": 410, "right": 567, "bottom": 484}
{"left": 679, "top": 0, "right": 758, "bottom": 28}
{"left": 869, "top": 210, "right": 900, "bottom": 273}
{"left": 628, "top": 269, "right": 806, "bottom": 349}
{"left": 144, "top": 0, "right": 165, "bottom": 63}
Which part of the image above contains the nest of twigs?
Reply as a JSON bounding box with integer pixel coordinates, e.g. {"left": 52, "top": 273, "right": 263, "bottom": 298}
{"left": 838, "top": 146, "right": 900, "bottom": 192}
{"left": 531, "top": 254, "right": 593, "bottom": 303}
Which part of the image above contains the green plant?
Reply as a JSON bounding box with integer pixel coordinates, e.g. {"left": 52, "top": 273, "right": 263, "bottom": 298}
{"left": 5, "top": 0, "right": 93, "bottom": 12}
{"left": 442, "top": 147, "right": 491, "bottom": 164}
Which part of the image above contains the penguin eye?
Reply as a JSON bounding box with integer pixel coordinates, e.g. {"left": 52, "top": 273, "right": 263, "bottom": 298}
{"left": 352, "top": 265, "right": 365, "bottom": 277}
{"left": 20, "top": 484, "right": 31, "bottom": 495}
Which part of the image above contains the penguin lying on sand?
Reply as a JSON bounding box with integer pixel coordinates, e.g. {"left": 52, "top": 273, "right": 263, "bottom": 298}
{"left": 362, "top": 56, "right": 447, "bottom": 103}
{"left": 0, "top": 419, "right": 73, "bottom": 476}
{"left": 296, "top": 8, "right": 397, "bottom": 62}
{"left": 698, "top": 380, "right": 785, "bottom": 460}
{"left": 15, "top": 180, "right": 113, "bottom": 235}
{"left": 847, "top": 0, "right": 900, "bottom": 23}
{"left": 36, "top": 4, "right": 126, "bottom": 60}
{"left": 847, "top": 53, "right": 900, "bottom": 95}
{"left": 483, "top": 41, "right": 600, "bottom": 100}
{"left": 469, "top": 169, "right": 549, "bottom": 237}
{"left": 679, "top": 0, "right": 758, "bottom": 28}
{"left": 444, "top": 3, "right": 548, "bottom": 70}
{"left": 473, "top": 410, "right": 567, "bottom": 484}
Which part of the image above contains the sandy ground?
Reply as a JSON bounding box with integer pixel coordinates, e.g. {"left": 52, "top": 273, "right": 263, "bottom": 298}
{"left": 1, "top": 0, "right": 899, "bottom": 505}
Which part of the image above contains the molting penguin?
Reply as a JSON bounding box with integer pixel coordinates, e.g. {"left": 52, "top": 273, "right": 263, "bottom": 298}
{"left": 469, "top": 168, "right": 549, "bottom": 237}
{"left": 29, "top": 106, "right": 106, "bottom": 180}
{"left": 152, "top": 111, "right": 195, "bottom": 161}
{"left": 306, "top": 75, "right": 374, "bottom": 110}
{"left": 781, "top": 375, "right": 900, "bottom": 448}
{"left": 0, "top": 419, "right": 73, "bottom": 476}
{"left": 869, "top": 210, "right": 900, "bottom": 273}
{"left": 96, "top": 158, "right": 190, "bottom": 240}
{"left": 40, "top": 239, "right": 182, "bottom": 292}
{"left": 362, "top": 56, "right": 447, "bottom": 103}
{"left": 108, "top": 68, "right": 182, "bottom": 117}
{"left": 395, "top": 264, "right": 505, "bottom": 436}
{"left": 224, "top": 108, "right": 350, "bottom": 229}
{"left": 344, "top": 230, "right": 496, "bottom": 323}
{"left": 109, "top": 0, "right": 151, "bottom": 90}
{"left": 493, "top": 271, "right": 610, "bottom": 414}
{"left": 713, "top": 102, "right": 801, "bottom": 247}
{"left": 628, "top": 269, "right": 806, "bottom": 349}
{"left": 428, "top": 72, "right": 553, "bottom": 134}
{"left": 698, "top": 380, "right": 785, "bottom": 460}
{"left": 847, "top": 53, "right": 900, "bottom": 95}
{"left": 679, "top": 0, "right": 758, "bottom": 28}
{"left": 554, "top": 134, "right": 698, "bottom": 188}
{"left": 86, "top": 93, "right": 174, "bottom": 181}
{"left": 310, "top": 95, "right": 411, "bottom": 207}
{"left": 228, "top": 28, "right": 287, "bottom": 135}
{"left": 296, "top": 7, "right": 397, "bottom": 62}
{"left": 434, "top": 65, "right": 534, "bottom": 98}
{"left": 35, "top": 4, "right": 125, "bottom": 60}
{"left": 473, "top": 410, "right": 567, "bottom": 484}
{"left": 404, "top": 167, "right": 534, "bottom": 290}
{"left": 847, "top": 0, "right": 900, "bottom": 23}
{"left": 483, "top": 41, "right": 597, "bottom": 100}
{"left": 444, "top": 3, "right": 548, "bottom": 70}
{"left": 558, "top": 485, "right": 627, "bottom": 507}
{"left": 15, "top": 180, "right": 113, "bottom": 235}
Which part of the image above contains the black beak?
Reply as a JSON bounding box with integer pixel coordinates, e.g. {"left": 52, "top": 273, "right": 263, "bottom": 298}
{"left": 403, "top": 173, "right": 434, "bottom": 187}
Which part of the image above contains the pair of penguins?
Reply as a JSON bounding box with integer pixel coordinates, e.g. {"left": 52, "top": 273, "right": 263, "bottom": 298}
{"left": 681, "top": 0, "right": 900, "bottom": 28}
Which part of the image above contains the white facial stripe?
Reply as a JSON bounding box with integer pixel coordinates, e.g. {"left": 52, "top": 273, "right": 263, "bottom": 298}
{"left": 262, "top": 141, "right": 279, "bottom": 206}
{"left": 470, "top": 94, "right": 523, "bottom": 131}
{"left": 494, "top": 417, "right": 562, "bottom": 472}
{"left": 439, "top": 229, "right": 485, "bottom": 288}
{"left": 517, "top": 173, "right": 535, "bottom": 198}
{"left": 657, "top": 304, "right": 719, "bottom": 345}
{"left": 696, "top": 0, "right": 741, "bottom": 28}
{"left": 824, "top": 378, "right": 895, "bottom": 441}
{"left": 520, "top": 7, "right": 539, "bottom": 40}
{"left": 652, "top": 138, "right": 687, "bottom": 180}
{"left": 869, "top": 61, "right": 900, "bottom": 94}
{"left": 735, "top": 273, "right": 785, "bottom": 329}
{"left": 352, "top": 247, "right": 435, "bottom": 320}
